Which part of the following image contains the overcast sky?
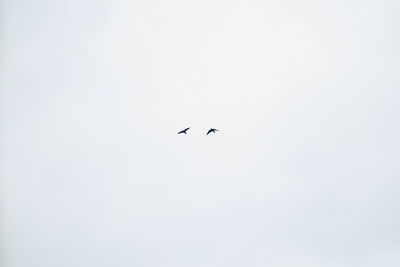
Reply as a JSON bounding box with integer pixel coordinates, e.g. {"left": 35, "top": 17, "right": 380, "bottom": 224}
{"left": 1, "top": 0, "right": 400, "bottom": 266}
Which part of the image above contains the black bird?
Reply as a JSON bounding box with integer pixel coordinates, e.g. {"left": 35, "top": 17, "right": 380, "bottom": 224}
{"left": 206, "top": 128, "right": 219, "bottom": 135}
{"left": 178, "top": 127, "right": 190, "bottom": 134}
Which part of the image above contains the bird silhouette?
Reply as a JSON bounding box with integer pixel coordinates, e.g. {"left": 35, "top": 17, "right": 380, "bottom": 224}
{"left": 206, "top": 128, "right": 219, "bottom": 135}
{"left": 178, "top": 127, "right": 190, "bottom": 134}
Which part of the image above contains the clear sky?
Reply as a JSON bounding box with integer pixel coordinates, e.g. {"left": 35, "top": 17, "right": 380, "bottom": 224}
{"left": 1, "top": 0, "right": 400, "bottom": 266}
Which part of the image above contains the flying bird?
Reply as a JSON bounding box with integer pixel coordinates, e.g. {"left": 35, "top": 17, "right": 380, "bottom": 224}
{"left": 206, "top": 128, "right": 219, "bottom": 135}
{"left": 178, "top": 127, "right": 190, "bottom": 134}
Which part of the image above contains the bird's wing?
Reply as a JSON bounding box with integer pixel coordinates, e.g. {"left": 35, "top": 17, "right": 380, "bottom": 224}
{"left": 178, "top": 127, "right": 190, "bottom": 134}
{"left": 206, "top": 129, "right": 212, "bottom": 135}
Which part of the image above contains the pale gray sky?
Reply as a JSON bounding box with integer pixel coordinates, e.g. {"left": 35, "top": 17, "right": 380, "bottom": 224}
{"left": 1, "top": 0, "right": 400, "bottom": 266}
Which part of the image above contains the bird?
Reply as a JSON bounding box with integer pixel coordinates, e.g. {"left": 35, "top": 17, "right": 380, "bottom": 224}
{"left": 177, "top": 127, "right": 190, "bottom": 134}
{"left": 206, "top": 128, "right": 219, "bottom": 135}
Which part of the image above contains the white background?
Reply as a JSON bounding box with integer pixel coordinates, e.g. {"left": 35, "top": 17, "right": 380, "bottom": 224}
{"left": 1, "top": 0, "right": 400, "bottom": 266}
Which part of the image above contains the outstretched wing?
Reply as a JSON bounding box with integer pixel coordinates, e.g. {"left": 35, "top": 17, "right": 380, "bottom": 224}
{"left": 178, "top": 127, "right": 190, "bottom": 134}
{"left": 207, "top": 128, "right": 220, "bottom": 135}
